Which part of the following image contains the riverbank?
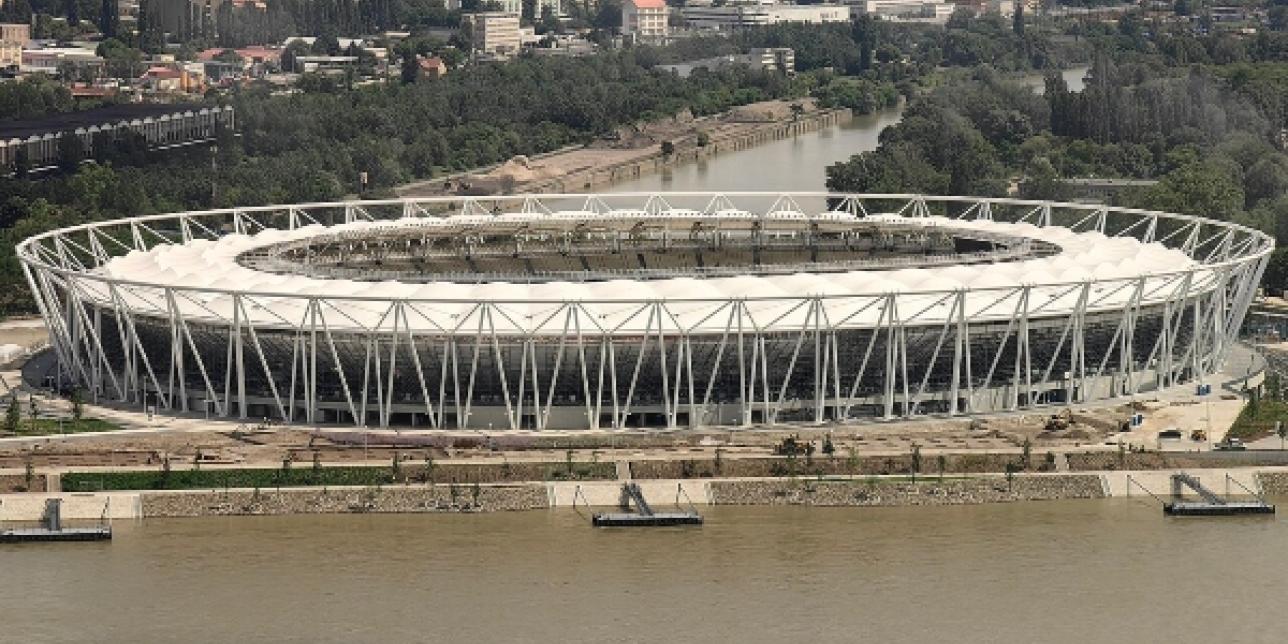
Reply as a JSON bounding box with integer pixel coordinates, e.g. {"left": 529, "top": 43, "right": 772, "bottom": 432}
{"left": 9, "top": 466, "right": 1288, "bottom": 522}
{"left": 396, "top": 99, "right": 854, "bottom": 197}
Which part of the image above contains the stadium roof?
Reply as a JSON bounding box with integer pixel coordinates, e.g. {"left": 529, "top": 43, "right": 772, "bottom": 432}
{"left": 86, "top": 212, "right": 1202, "bottom": 334}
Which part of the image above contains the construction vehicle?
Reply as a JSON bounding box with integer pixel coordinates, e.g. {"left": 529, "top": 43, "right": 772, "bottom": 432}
{"left": 1044, "top": 409, "right": 1072, "bottom": 432}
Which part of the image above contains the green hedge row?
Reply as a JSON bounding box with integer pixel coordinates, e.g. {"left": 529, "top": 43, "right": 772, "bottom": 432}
{"left": 63, "top": 466, "right": 398, "bottom": 491}
{"left": 61, "top": 461, "right": 616, "bottom": 491}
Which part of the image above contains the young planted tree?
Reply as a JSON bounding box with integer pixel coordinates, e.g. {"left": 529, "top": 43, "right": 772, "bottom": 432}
{"left": 1021, "top": 437, "right": 1032, "bottom": 471}
{"left": 71, "top": 388, "right": 84, "bottom": 421}
{"left": 4, "top": 396, "right": 19, "bottom": 433}
{"left": 910, "top": 444, "right": 922, "bottom": 482}
{"left": 27, "top": 395, "right": 37, "bottom": 432}
{"left": 937, "top": 454, "right": 947, "bottom": 482}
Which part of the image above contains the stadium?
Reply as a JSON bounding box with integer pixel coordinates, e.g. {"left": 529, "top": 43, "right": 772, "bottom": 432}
{"left": 16, "top": 193, "right": 1272, "bottom": 431}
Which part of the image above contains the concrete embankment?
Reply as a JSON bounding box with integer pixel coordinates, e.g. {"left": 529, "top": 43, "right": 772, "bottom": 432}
{"left": 709, "top": 475, "right": 1106, "bottom": 507}
{"left": 0, "top": 473, "right": 1117, "bottom": 521}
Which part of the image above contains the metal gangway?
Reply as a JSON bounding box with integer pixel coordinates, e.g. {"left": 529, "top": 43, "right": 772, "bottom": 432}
{"left": 620, "top": 483, "right": 654, "bottom": 517}
{"left": 1171, "top": 473, "right": 1226, "bottom": 505}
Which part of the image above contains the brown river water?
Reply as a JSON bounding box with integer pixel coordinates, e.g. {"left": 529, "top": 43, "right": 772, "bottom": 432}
{"left": 3, "top": 500, "right": 1284, "bottom": 643}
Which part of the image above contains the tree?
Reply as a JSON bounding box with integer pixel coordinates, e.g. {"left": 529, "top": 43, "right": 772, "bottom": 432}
{"left": 13, "top": 148, "right": 30, "bottom": 178}
{"left": 99, "top": 0, "right": 118, "bottom": 38}
{"left": 1012, "top": 2, "right": 1024, "bottom": 37}
{"left": 4, "top": 396, "right": 19, "bottom": 433}
{"left": 57, "top": 133, "right": 85, "bottom": 174}
{"left": 538, "top": 5, "right": 560, "bottom": 34}
{"left": 71, "top": 388, "right": 84, "bottom": 421}
{"left": 660, "top": 140, "right": 675, "bottom": 156}
{"left": 1277, "top": 420, "right": 1286, "bottom": 450}
{"left": 910, "top": 443, "right": 921, "bottom": 482}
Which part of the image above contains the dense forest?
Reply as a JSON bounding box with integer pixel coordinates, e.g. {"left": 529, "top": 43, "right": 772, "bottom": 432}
{"left": 828, "top": 21, "right": 1288, "bottom": 291}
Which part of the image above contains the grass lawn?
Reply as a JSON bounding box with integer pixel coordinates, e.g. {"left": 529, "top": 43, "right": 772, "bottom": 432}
{"left": 1, "top": 417, "right": 124, "bottom": 437}
{"left": 1226, "top": 400, "right": 1288, "bottom": 442}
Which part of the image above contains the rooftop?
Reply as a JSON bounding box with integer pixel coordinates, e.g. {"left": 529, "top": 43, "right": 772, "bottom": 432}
{"left": 0, "top": 103, "right": 220, "bottom": 140}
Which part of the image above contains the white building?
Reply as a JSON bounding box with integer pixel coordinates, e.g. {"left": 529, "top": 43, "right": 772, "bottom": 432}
{"left": 658, "top": 47, "right": 795, "bottom": 78}
{"left": 850, "top": 0, "right": 953, "bottom": 22}
{"left": 623, "top": 0, "right": 670, "bottom": 42}
{"left": 683, "top": 3, "right": 850, "bottom": 31}
{"left": 464, "top": 12, "right": 522, "bottom": 58}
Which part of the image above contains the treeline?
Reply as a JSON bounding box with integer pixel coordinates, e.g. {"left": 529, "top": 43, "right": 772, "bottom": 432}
{"left": 0, "top": 77, "right": 79, "bottom": 122}
{"left": 826, "top": 55, "right": 1288, "bottom": 292}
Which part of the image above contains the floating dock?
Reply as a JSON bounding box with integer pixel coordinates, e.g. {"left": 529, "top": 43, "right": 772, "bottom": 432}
{"left": 0, "top": 498, "right": 112, "bottom": 543}
{"left": 0, "top": 526, "right": 112, "bottom": 543}
{"left": 1161, "top": 473, "right": 1275, "bottom": 517}
{"left": 591, "top": 483, "right": 703, "bottom": 527}
{"left": 1164, "top": 501, "right": 1275, "bottom": 516}
{"left": 592, "top": 512, "right": 704, "bottom": 527}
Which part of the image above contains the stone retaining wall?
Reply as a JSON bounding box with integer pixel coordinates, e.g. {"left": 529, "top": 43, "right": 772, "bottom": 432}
{"left": 140, "top": 484, "right": 548, "bottom": 518}
{"left": 631, "top": 452, "right": 1051, "bottom": 479}
{"left": 1256, "top": 471, "right": 1288, "bottom": 495}
{"left": 710, "top": 475, "right": 1105, "bottom": 507}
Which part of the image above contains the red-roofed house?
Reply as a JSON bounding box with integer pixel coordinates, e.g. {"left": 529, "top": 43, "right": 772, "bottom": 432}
{"left": 140, "top": 66, "right": 185, "bottom": 92}
{"left": 417, "top": 56, "right": 447, "bottom": 80}
{"left": 623, "top": 0, "right": 669, "bottom": 42}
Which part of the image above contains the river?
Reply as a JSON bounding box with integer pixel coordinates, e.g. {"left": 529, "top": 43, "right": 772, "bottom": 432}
{"left": 3, "top": 501, "right": 1282, "bottom": 643}
{"left": 608, "top": 66, "right": 1088, "bottom": 195}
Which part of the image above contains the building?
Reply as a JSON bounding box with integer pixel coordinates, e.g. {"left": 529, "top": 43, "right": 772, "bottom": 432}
{"left": 850, "top": 0, "right": 954, "bottom": 22}
{"left": 0, "top": 23, "right": 28, "bottom": 69}
{"left": 17, "top": 194, "right": 1268, "bottom": 430}
{"left": 623, "top": 0, "right": 670, "bottom": 42}
{"left": 448, "top": 0, "right": 561, "bottom": 15}
{"left": 1057, "top": 177, "right": 1159, "bottom": 203}
{"left": 0, "top": 103, "right": 234, "bottom": 173}
{"left": 464, "top": 12, "right": 522, "bottom": 58}
{"left": 417, "top": 56, "right": 447, "bottom": 80}
{"left": 683, "top": 3, "right": 850, "bottom": 31}
{"left": 747, "top": 47, "right": 795, "bottom": 74}
{"left": 21, "top": 46, "right": 105, "bottom": 77}
{"left": 659, "top": 47, "right": 795, "bottom": 77}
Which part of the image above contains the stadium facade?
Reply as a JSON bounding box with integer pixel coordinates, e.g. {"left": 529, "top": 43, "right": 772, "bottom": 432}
{"left": 17, "top": 193, "right": 1271, "bottom": 430}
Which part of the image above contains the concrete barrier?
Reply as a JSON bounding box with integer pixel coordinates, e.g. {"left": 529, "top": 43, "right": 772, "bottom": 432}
{"left": 547, "top": 480, "right": 710, "bottom": 508}
{"left": 0, "top": 492, "right": 141, "bottom": 521}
